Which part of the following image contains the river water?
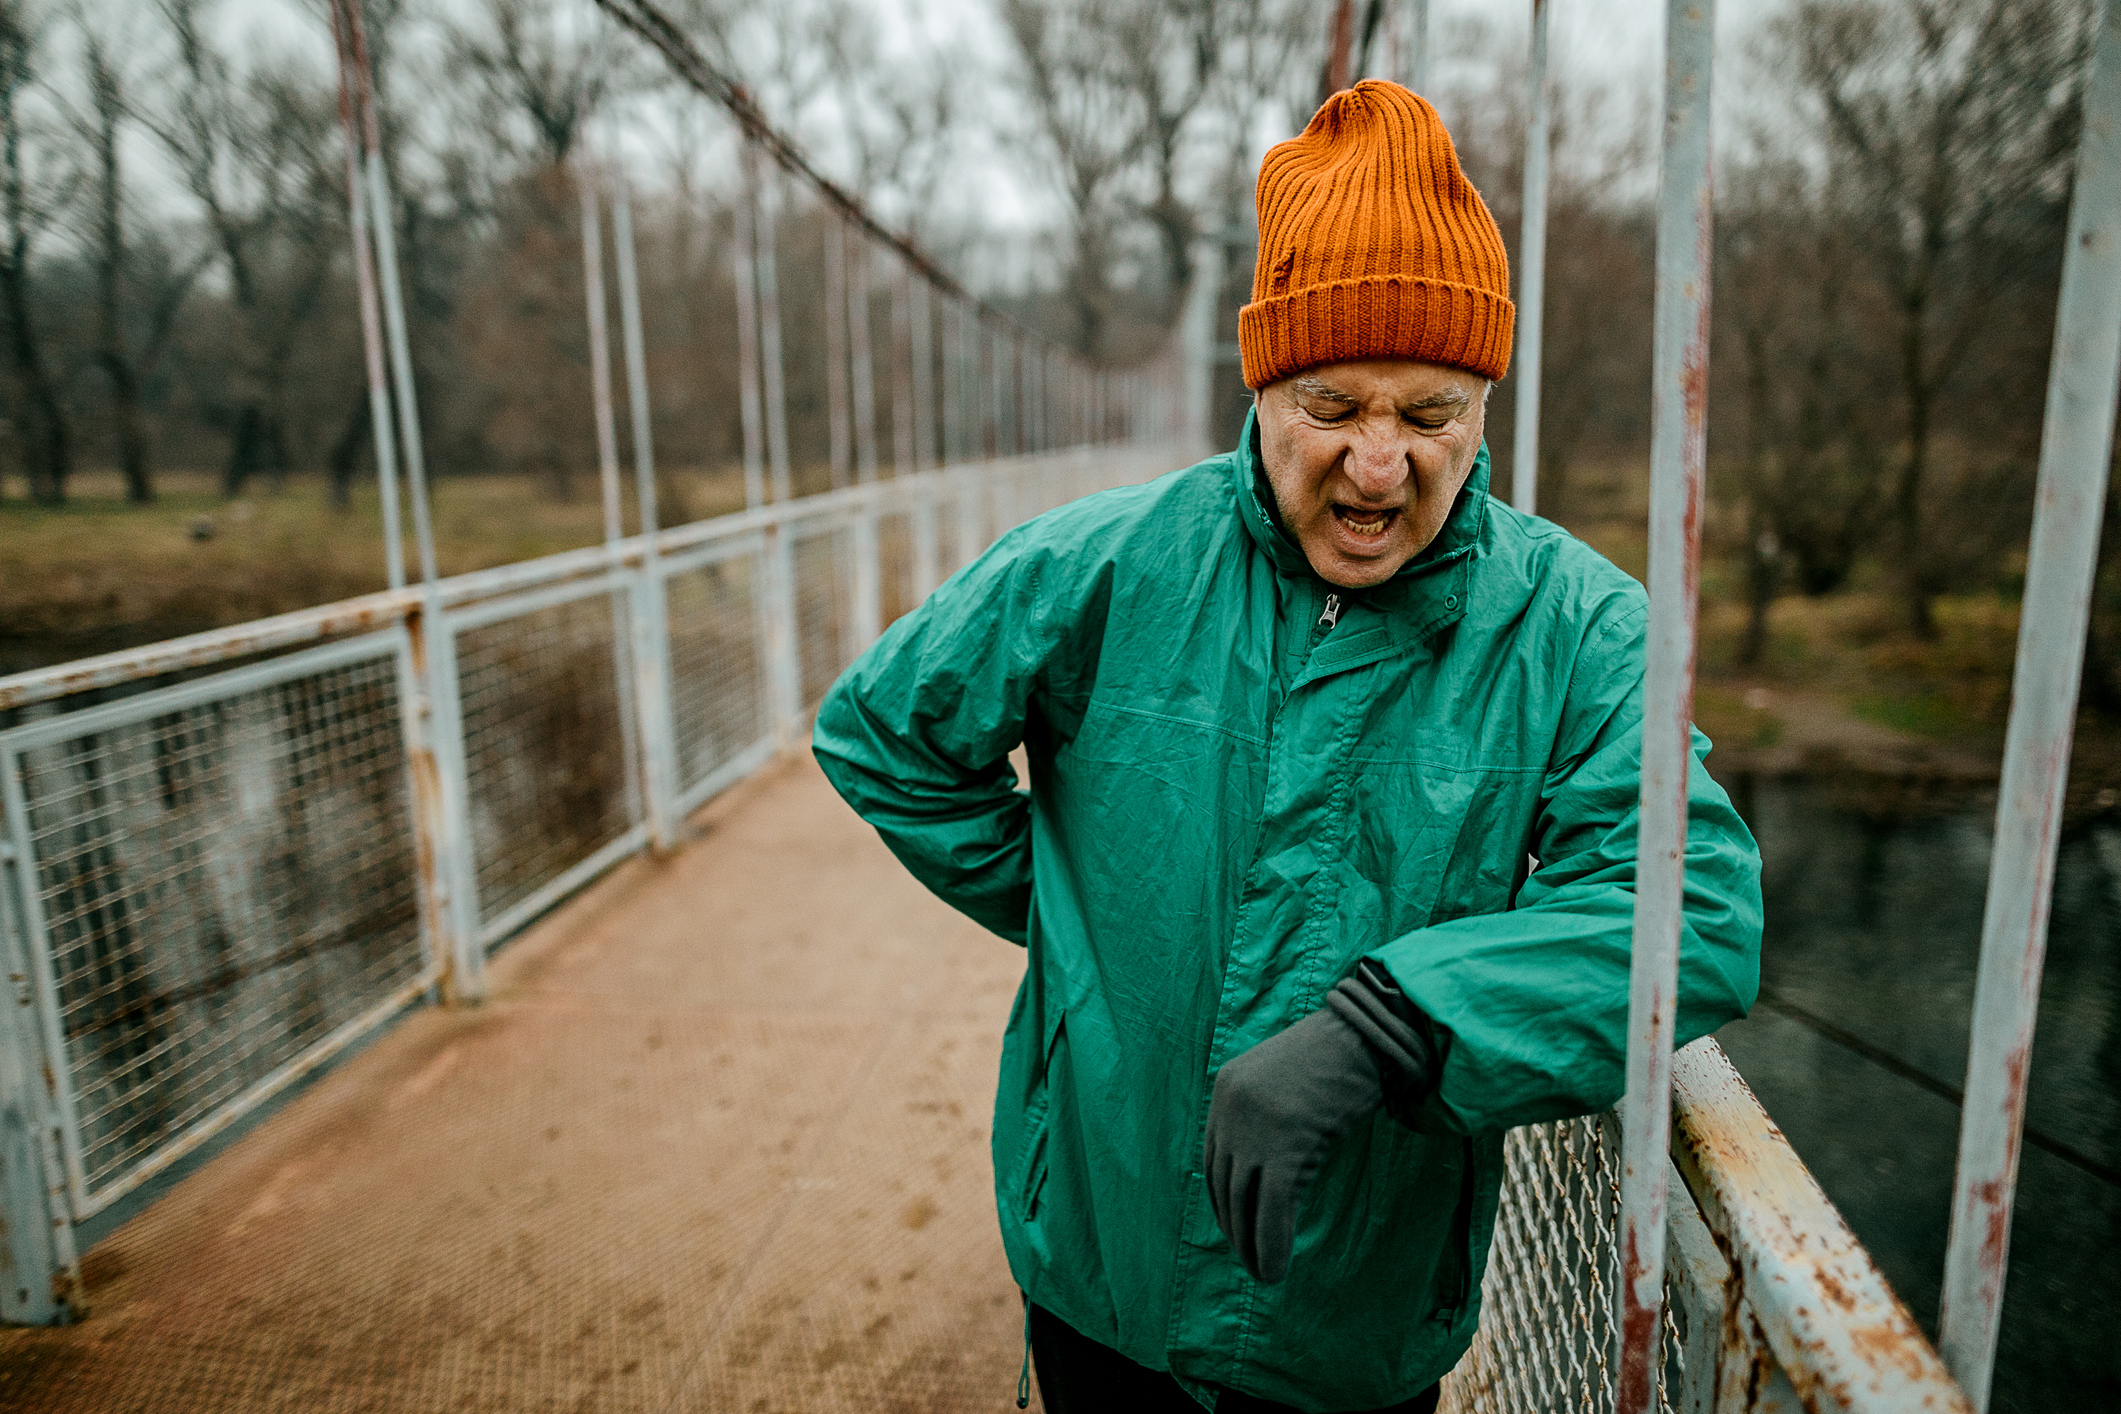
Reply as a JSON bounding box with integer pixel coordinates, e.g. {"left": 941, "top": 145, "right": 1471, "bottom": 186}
{"left": 1713, "top": 772, "right": 2121, "bottom": 1411}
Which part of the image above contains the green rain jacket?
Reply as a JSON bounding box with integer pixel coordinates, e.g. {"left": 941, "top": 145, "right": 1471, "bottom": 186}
{"left": 813, "top": 414, "right": 1762, "bottom": 1412}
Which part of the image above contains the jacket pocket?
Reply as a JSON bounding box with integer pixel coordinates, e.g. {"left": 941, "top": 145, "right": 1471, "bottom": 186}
{"left": 1012, "top": 1010, "right": 1066, "bottom": 1222}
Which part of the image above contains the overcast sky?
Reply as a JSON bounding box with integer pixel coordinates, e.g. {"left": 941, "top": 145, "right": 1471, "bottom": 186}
{"left": 201, "top": 0, "right": 1792, "bottom": 265}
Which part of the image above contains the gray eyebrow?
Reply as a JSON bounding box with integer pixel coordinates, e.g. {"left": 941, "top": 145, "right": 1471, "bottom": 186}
{"left": 1291, "top": 375, "right": 1357, "bottom": 404}
{"left": 1400, "top": 388, "right": 1472, "bottom": 414}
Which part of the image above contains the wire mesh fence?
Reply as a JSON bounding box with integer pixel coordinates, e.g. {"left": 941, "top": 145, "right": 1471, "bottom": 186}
{"left": 664, "top": 547, "right": 772, "bottom": 801}
{"left": 0, "top": 440, "right": 1194, "bottom": 1315}
{"left": 1, "top": 634, "right": 430, "bottom": 1215}
{"left": 1441, "top": 1117, "right": 1683, "bottom": 1414}
{"left": 453, "top": 584, "right": 641, "bottom": 935}
{"left": 793, "top": 525, "right": 855, "bottom": 710}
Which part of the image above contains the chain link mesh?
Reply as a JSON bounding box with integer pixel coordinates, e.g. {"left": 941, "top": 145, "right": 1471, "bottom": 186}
{"left": 878, "top": 510, "right": 919, "bottom": 626}
{"left": 1440, "top": 1117, "right": 1682, "bottom": 1414}
{"left": 793, "top": 527, "right": 853, "bottom": 709}
{"left": 453, "top": 590, "right": 636, "bottom": 927}
{"left": 9, "top": 648, "right": 425, "bottom": 1206}
{"left": 664, "top": 553, "right": 769, "bottom": 794}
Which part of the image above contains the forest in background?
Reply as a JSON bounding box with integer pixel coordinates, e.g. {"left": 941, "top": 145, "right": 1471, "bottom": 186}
{"left": 3, "top": 0, "right": 2119, "bottom": 744}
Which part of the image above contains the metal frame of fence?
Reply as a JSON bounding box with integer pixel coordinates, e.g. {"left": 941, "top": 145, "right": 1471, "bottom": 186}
{"left": 0, "top": 438, "right": 1187, "bottom": 1326}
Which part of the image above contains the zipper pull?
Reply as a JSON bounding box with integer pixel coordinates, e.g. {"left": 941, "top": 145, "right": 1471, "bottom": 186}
{"left": 1317, "top": 593, "right": 1342, "bottom": 629}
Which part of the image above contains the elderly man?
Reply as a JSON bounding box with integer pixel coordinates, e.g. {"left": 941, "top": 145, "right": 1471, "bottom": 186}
{"left": 814, "top": 81, "right": 1761, "bottom": 1414}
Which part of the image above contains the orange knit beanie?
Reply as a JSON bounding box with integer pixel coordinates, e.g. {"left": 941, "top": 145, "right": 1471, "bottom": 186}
{"left": 1240, "top": 80, "right": 1514, "bottom": 389}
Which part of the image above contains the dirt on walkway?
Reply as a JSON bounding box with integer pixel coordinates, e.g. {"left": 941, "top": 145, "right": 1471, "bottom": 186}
{"left": 0, "top": 755, "right": 1041, "bottom": 1413}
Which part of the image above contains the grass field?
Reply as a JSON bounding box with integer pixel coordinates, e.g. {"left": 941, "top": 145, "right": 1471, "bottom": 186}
{"left": 0, "top": 466, "right": 753, "bottom": 671}
{"left": 8, "top": 456, "right": 2104, "bottom": 796}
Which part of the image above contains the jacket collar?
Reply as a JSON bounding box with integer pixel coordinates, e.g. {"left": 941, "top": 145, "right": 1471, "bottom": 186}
{"left": 1232, "top": 405, "right": 1487, "bottom": 635}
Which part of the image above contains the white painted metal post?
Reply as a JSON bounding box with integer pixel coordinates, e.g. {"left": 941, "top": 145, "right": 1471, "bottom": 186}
{"left": 1616, "top": 3, "right": 1714, "bottom": 1410}
{"left": 1939, "top": 4, "right": 2121, "bottom": 1405}
{"left": 336, "top": 0, "right": 477, "bottom": 1004}
{"left": 1184, "top": 232, "right": 1223, "bottom": 455}
{"left": 942, "top": 299, "right": 964, "bottom": 468}
{"left": 0, "top": 821, "right": 80, "bottom": 1326}
{"left": 912, "top": 276, "right": 936, "bottom": 474}
{"left": 910, "top": 275, "right": 940, "bottom": 598}
{"left": 1512, "top": 0, "right": 1550, "bottom": 516}
{"left": 733, "top": 148, "right": 767, "bottom": 511}
{"left": 327, "top": 0, "right": 403, "bottom": 591}
{"left": 752, "top": 153, "right": 793, "bottom": 504}
{"left": 849, "top": 238, "right": 881, "bottom": 485}
{"left": 825, "top": 218, "right": 852, "bottom": 489}
{"left": 366, "top": 154, "right": 436, "bottom": 587}
{"left": 891, "top": 261, "right": 916, "bottom": 479}
{"left": 579, "top": 166, "right": 645, "bottom": 834}
{"left": 763, "top": 523, "right": 801, "bottom": 745}
{"left": 1406, "top": 0, "right": 1430, "bottom": 93}
{"left": 612, "top": 168, "right": 680, "bottom": 851}
{"left": 581, "top": 169, "right": 624, "bottom": 550}
{"left": 845, "top": 237, "right": 883, "bottom": 652}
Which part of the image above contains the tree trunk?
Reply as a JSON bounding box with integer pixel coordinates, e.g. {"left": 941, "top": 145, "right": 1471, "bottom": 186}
{"left": 327, "top": 387, "right": 370, "bottom": 509}
{"left": 2, "top": 262, "right": 69, "bottom": 506}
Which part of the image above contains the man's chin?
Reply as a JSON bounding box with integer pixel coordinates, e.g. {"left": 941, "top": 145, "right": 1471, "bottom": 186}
{"left": 1308, "top": 549, "right": 1406, "bottom": 590}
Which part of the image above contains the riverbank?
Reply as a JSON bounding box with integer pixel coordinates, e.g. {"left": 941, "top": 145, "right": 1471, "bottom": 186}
{"left": 0, "top": 467, "right": 752, "bottom": 676}
{"left": 12, "top": 463, "right": 2121, "bottom": 815}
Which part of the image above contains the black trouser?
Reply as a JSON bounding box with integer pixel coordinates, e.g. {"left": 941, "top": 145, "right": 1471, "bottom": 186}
{"left": 1027, "top": 1301, "right": 1442, "bottom": 1414}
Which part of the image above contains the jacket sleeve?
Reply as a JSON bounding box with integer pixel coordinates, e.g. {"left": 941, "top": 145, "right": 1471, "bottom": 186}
{"left": 1368, "top": 597, "right": 1763, "bottom": 1136}
{"left": 811, "top": 528, "right": 1098, "bottom": 945}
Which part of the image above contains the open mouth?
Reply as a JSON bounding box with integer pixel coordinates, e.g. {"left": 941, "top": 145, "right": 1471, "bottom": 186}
{"left": 1331, "top": 504, "right": 1401, "bottom": 541}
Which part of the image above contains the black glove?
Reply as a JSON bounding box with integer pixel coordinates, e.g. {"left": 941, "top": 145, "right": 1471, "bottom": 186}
{"left": 1203, "top": 962, "right": 1437, "bottom": 1284}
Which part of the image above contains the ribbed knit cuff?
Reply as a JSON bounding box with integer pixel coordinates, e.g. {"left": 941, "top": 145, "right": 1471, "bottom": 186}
{"left": 1239, "top": 274, "right": 1515, "bottom": 388}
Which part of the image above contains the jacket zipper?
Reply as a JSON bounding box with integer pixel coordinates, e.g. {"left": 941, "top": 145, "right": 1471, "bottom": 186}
{"left": 1317, "top": 592, "right": 1342, "bottom": 629}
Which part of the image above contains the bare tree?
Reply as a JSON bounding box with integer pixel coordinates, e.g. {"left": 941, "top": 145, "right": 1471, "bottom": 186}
{"left": 63, "top": 22, "right": 211, "bottom": 504}
{"left": 999, "top": 0, "right": 1314, "bottom": 361}
{"left": 1779, "top": 0, "right": 2091, "bottom": 636}
{"left": 144, "top": 0, "right": 345, "bottom": 496}
{"left": 0, "top": 1, "right": 69, "bottom": 504}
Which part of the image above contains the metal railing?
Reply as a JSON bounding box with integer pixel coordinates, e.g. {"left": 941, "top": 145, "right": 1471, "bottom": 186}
{"left": 0, "top": 438, "right": 1189, "bottom": 1326}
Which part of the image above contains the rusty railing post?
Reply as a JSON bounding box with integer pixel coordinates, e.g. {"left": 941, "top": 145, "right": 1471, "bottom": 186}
{"left": 403, "top": 602, "right": 483, "bottom": 1003}
{"left": 1938, "top": 3, "right": 2121, "bottom": 1405}
{"left": 0, "top": 813, "right": 81, "bottom": 1326}
{"left": 1616, "top": 2, "right": 1714, "bottom": 1409}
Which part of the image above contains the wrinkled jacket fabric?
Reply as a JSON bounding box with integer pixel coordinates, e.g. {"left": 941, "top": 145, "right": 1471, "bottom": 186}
{"left": 813, "top": 415, "right": 1762, "bottom": 1412}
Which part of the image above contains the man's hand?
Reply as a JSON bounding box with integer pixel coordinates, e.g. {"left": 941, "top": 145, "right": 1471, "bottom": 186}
{"left": 1204, "top": 1004, "right": 1383, "bottom": 1283}
{"left": 1203, "top": 964, "right": 1438, "bottom": 1283}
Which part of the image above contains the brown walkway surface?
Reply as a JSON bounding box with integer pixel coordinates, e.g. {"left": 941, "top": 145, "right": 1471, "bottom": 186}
{"left": 0, "top": 756, "right": 1041, "bottom": 1413}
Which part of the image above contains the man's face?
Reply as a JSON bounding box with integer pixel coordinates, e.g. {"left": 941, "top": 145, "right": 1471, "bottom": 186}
{"left": 1255, "top": 359, "right": 1489, "bottom": 590}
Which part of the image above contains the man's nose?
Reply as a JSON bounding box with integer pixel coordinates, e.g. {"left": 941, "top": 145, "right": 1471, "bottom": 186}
{"left": 1342, "top": 428, "right": 1412, "bottom": 500}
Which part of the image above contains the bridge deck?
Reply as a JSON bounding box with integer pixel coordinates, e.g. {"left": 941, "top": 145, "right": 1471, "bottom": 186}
{"left": 0, "top": 755, "right": 1036, "bottom": 1413}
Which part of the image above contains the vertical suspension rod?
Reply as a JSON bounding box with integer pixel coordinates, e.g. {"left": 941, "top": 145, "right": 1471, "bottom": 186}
{"left": 580, "top": 162, "right": 624, "bottom": 550}
{"left": 1512, "top": 0, "right": 1550, "bottom": 516}
{"left": 752, "top": 151, "right": 792, "bottom": 503}
{"left": 1407, "top": 0, "right": 1430, "bottom": 93}
{"left": 891, "top": 259, "right": 915, "bottom": 477}
{"left": 825, "top": 217, "right": 852, "bottom": 489}
{"left": 849, "top": 236, "right": 880, "bottom": 484}
{"left": 732, "top": 144, "right": 767, "bottom": 510}
{"left": 343, "top": 6, "right": 435, "bottom": 586}
{"left": 1615, "top": 3, "right": 1715, "bottom": 1410}
{"left": 326, "top": 0, "right": 403, "bottom": 590}
{"left": 1938, "top": 3, "right": 2121, "bottom": 1406}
